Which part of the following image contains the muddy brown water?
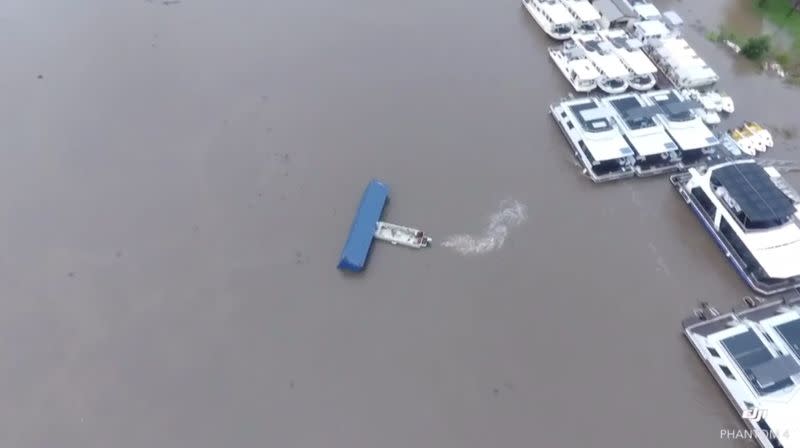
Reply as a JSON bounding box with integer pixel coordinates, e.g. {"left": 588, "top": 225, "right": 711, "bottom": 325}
{"left": 0, "top": 1, "right": 798, "bottom": 447}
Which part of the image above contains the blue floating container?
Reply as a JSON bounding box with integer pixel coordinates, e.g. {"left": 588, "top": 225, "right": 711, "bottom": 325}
{"left": 337, "top": 180, "right": 389, "bottom": 272}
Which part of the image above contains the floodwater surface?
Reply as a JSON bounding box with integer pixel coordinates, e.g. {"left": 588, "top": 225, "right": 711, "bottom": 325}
{"left": 0, "top": 1, "right": 799, "bottom": 447}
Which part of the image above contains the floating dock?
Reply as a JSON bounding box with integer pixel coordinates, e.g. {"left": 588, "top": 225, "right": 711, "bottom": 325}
{"left": 337, "top": 180, "right": 390, "bottom": 272}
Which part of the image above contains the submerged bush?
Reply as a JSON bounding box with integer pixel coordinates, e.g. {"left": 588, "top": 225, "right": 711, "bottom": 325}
{"left": 741, "top": 35, "right": 772, "bottom": 59}
{"left": 775, "top": 51, "right": 791, "bottom": 66}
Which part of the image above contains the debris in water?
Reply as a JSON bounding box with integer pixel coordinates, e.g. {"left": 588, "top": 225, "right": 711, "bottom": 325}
{"left": 762, "top": 61, "right": 786, "bottom": 78}
{"left": 723, "top": 40, "right": 741, "bottom": 54}
{"left": 442, "top": 199, "right": 527, "bottom": 255}
{"left": 37, "top": 74, "right": 43, "bottom": 80}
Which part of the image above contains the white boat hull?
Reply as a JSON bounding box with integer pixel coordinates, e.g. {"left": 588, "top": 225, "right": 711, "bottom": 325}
{"left": 597, "top": 78, "right": 628, "bottom": 94}
{"left": 628, "top": 74, "right": 656, "bottom": 91}
{"left": 729, "top": 134, "right": 758, "bottom": 156}
{"left": 374, "top": 221, "right": 432, "bottom": 249}
{"left": 522, "top": 0, "right": 573, "bottom": 40}
{"left": 548, "top": 47, "right": 598, "bottom": 92}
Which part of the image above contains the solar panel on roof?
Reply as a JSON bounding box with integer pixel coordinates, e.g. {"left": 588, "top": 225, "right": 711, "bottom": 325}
{"left": 662, "top": 99, "right": 702, "bottom": 115}
{"left": 711, "top": 163, "right": 795, "bottom": 226}
{"left": 623, "top": 104, "right": 661, "bottom": 121}
{"left": 777, "top": 319, "right": 800, "bottom": 360}
{"left": 722, "top": 330, "right": 794, "bottom": 395}
{"left": 750, "top": 355, "right": 800, "bottom": 388}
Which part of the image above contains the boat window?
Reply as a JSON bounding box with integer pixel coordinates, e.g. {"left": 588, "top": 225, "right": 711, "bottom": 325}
{"left": 691, "top": 187, "right": 717, "bottom": 217}
{"left": 707, "top": 347, "right": 720, "bottom": 358}
{"left": 757, "top": 419, "right": 784, "bottom": 448}
{"left": 567, "top": 121, "right": 574, "bottom": 130}
{"left": 719, "top": 365, "right": 735, "bottom": 380}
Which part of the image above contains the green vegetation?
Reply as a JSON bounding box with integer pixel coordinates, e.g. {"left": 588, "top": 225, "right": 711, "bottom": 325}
{"left": 706, "top": 26, "right": 743, "bottom": 45}
{"left": 741, "top": 35, "right": 772, "bottom": 59}
{"left": 754, "top": 0, "right": 800, "bottom": 46}
{"left": 754, "top": 0, "right": 800, "bottom": 80}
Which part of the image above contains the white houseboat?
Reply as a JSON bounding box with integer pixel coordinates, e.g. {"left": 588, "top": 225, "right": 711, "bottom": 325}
{"left": 642, "top": 89, "right": 719, "bottom": 163}
{"left": 550, "top": 96, "right": 636, "bottom": 182}
{"left": 672, "top": 159, "right": 800, "bottom": 295}
{"left": 547, "top": 42, "right": 602, "bottom": 92}
{"left": 600, "top": 29, "right": 658, "bottom": 90}
{"left": 572, "top": 32, "right": 631, "bottom": 94}
{"left": 522, "top": 0, "right": 575, "bottom": 40}
{"left": 559, "top": 0, "right": 603, "bottom": 33}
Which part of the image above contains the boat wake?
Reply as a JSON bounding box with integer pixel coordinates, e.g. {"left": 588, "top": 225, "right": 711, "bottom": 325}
{"left": 441, "top": 199, "right": 527, "bottom": 255}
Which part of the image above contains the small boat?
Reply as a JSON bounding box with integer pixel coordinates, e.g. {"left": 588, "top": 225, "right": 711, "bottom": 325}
{"left": 548, "top": 43, "right": 601, "bottom": 93}
{"left": 374, "top": 221, "right": 432, "bottom": 249}
{"left": 727, "top": 128, "right": 758, "bottom": 156}
{"left": 696, "top": 108, "right": 721, "bottom": 126}
{"left": 719, "top": 93, "right": 734, "bottom": 114}
{"left": 743, "top": 121, "right": 773, "bottom": 148}
{"left": 522, "top": 0, "right": 575, "bottom": 40}
{"left": 737, "top": 126, "right": 767, "bottom": 153}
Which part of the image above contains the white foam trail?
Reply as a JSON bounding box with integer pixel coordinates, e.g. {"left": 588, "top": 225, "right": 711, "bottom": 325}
{"left": 442, "top": 199, "right": 527, "bottom": 255}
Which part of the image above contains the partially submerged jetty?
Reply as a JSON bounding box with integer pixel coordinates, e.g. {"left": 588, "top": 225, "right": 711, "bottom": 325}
{"left": 337, "top": 180, "right": 432, "bottom": 272}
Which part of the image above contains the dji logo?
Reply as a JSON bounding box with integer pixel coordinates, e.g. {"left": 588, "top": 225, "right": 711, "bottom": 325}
{"left": 742, "top": 408, "right": 768, "bottom": 422}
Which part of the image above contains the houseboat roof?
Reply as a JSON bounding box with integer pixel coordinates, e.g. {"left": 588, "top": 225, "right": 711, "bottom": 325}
{"left": 632, "top": 3, "right": 660, "bottom": 19}
{"left": 567, "top": 1, "right": 602, "bottom": 21}
{"left": 621, "top": 52, "right": 657, "bottom": 74}
{"left": 594, "top": 0, "right": 626, "bottom": 22}
{"left": 567, "top": 58, "right": 602, "bottom": 79}
{"left": 711, "top": 163, "right": 796, "bottom": 225}
{"left": 605, "top": 95, "right": 676, "bottom": 156}
{"left": 542, "top": 1, "right": 575, "bottom": 25}
{"left": 633, "top": 20, "right": 670, "bottom": 38}
{"left": 567, "top": 100, "right": 634, "bottom": 161}
{"left": 662, "top": 10, "right": 683, "bottom": 27}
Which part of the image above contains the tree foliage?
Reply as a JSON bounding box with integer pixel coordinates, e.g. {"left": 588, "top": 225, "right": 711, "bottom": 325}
{"left": 740, "top": 35, "right": 771, "bottom": 60}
